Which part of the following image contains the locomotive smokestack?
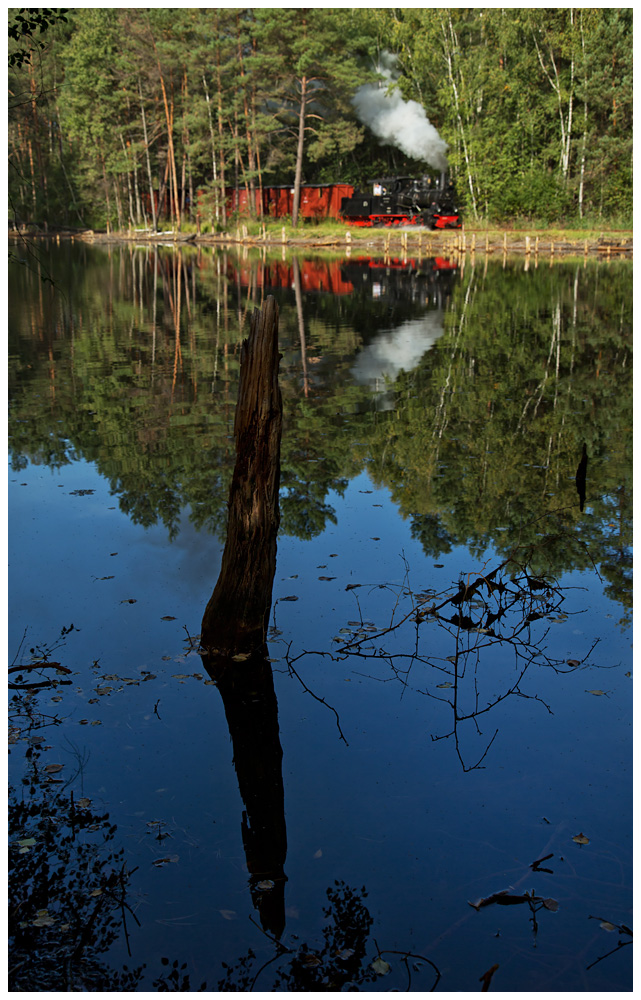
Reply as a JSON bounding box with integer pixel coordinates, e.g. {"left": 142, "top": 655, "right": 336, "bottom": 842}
{"left": 352, "top": 52, "right": 449, "bottom": 173}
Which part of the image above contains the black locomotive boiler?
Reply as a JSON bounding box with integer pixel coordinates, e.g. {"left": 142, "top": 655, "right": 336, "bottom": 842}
{"left": 340, "top": 173, "right": 461, "bottom": 229}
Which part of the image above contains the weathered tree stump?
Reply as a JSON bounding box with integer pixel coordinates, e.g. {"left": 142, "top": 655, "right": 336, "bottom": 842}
{"left": 201, "top": 295, "right": 282, "bottom": 656}
{"left": 200, "top": 296, "right": 286, "bottom": 936}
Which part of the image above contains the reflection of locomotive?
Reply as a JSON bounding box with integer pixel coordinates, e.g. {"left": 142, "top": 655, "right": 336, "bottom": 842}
{"left": 340, "top": 174, "right": 461, "bottom": 230}
{"left": 341, "top": 256, "right": 459, "bottom": 308}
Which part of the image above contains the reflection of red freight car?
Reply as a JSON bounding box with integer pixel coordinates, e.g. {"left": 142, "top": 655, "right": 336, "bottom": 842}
{"left": 229, "top": 258, "right": 355, "bottom": 296}
{"left": 228, "top": 256, "right": 457, "bottom": 300}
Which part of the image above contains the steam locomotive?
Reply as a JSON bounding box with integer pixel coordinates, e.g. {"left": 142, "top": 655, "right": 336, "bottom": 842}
{"left": 340, "top": 173, "right": 461, "bottom": 230}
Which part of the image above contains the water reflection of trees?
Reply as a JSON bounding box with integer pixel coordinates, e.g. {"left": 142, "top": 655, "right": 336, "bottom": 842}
{"left": 284, "top": 537, "right": 604, "bottom": 772}
{"left": 214, "top": 880, "right": 441, "bottom": 992}
{"left": 8, "top": 689, "right": 144, "bottom": 991}
{"left": 8, "top": 245, "right": 632, "bottom": 610}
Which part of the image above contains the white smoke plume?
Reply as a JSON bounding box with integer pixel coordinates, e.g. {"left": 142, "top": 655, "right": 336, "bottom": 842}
{"left": 353, "top": 52, "right": 448, "bottom": 172}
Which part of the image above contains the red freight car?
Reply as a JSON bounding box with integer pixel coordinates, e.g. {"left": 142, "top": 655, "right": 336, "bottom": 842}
{"left": 198, "top": 175, "right": 462, "bottom": 228}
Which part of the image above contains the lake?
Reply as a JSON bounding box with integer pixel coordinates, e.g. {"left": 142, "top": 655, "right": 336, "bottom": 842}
{"left": 8, "top": 240, "right": 632, "bottom": 992}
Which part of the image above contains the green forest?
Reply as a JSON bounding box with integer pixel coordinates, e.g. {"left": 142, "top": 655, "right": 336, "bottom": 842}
{"left": 8, "top": 7, "right": 632, "bottom": 231}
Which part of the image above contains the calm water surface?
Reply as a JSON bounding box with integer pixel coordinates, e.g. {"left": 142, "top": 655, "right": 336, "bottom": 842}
{"left": 8, "top": 242, "right": 632, "bottom": 991}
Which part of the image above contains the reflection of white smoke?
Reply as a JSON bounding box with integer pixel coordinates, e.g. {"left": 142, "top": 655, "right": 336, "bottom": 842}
{"left": 351, "top": 311, "right": 444, "bottom": 395}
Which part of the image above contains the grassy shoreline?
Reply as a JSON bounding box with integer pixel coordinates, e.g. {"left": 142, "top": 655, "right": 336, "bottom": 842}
{"left": 9, "top": 222, "right": 632, "bottom": 257}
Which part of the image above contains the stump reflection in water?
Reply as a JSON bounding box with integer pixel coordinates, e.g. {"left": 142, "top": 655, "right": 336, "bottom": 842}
{"left": 200, "top": 296, "right": 287, "bottom": 938}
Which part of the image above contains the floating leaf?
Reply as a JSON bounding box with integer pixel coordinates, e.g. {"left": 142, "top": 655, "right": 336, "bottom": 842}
{"left": 44, "top": 764, "right": 63, "bottom": 774}
{"left": 256, "top": 879, "right": 274, "bottom": 890}
{"left": 152, "top": 855, "right": 179, "bottom": 867}
{"left": 318, "top": 576, "right": 336, "bottom": 581}
{"left": 566, "top": 659, "right": 581, "bottom": 667}
{"left": 161, "top": 616, "right": 176, "bottom": 621}
{"left": 32, "top": 914, "right": 56, "bottom": 927}
{"left": 232, "top": 653, "right": 250, "bottom": 662}
{"left": 542, "top": 898, "right": 559, "bottom": 912}
{"left": 313, "top": 849, "right": 323, "bottom": 859}
{"left": 301, "top": 953, "right": 322, "bottom": 968}
{"left": 587, "top": 689, "right": 606, "bottom": 696}
{"left": 469, "top": 890, "right": 531, "bottom": 910}
{"left": 76, "top": 798, "right": 91, "bottom": 809}
{"left": 437, "top": 682, "right": 453, "bottom": 689}
{"left": 572, "top": 832, "right": 590, "bottom": 845}
{"left": 371, "top": 957, "right": 391, "bottom": 975}
{"left": 219, "top": 909, "right": 237, "bottom": 921}
{"left": 90, "top": 888, "right": 103, "bottom": 897}
{"left": 600, "top": 921, "right": 616, "bottom": 932}
{"left": 17, "top": 838, "right": 37, "bottom": 847}
{"left": 335, "top": 948, "right": 355, "bottom": 961}
{"left": 280, "top": 595, "right": 298, "bottom": 602}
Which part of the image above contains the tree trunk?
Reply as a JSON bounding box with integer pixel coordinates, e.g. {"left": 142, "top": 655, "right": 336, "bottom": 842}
{"left": 291, "top": 75, "right": 307, "bottom": 229}
{"left": 158, "top": 69, "right": 181, "bottom": 230}
{"left": 215, "top": 22, "right": 227, "bottom": 226}
{"left": 201, "top": 296, "right": 282, "bottom": 656}
{"left": 202, "top": 72, "right": 220, "bottom": 224}
{"left": 442, "top": 16, "right": 478, "bottom": 219}
{"left": 139, "top": 77, "right": 157, "bottom": 231}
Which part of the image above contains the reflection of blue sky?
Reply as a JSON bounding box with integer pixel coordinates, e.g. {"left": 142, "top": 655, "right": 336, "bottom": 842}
{"left": 9, "top": 459, "right": 223, "bottom": 666}
{"left": 350, "top": 310, "right": 444, "bottom": 390}
{"left": 9, "top": 457, "right": 632, "bottom": 990}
